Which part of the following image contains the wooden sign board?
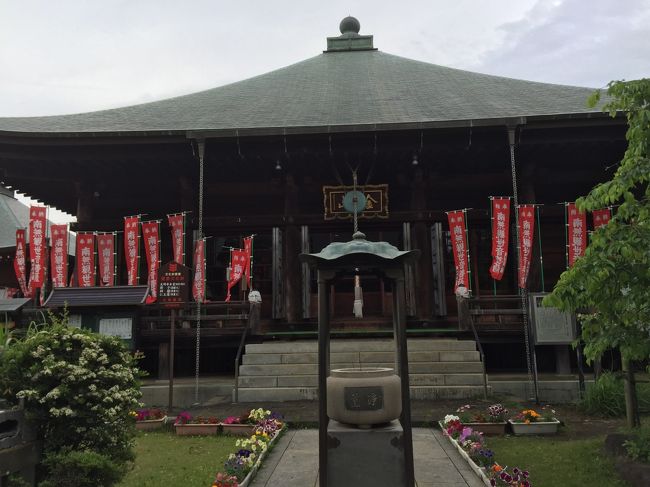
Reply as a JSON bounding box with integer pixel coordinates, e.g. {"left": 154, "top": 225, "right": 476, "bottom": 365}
{"left": 323, "top": 184, "right": 389, "bottom": 220}
{"left": 157, "top": 261, "right": 190, "bottom": 308}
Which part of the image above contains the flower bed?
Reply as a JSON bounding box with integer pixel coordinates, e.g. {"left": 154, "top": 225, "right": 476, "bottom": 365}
{"left": 508, "top": 407, "right": 559, "bottom": 436}
{"left": 174, "top": 412, "right": 221, "bottom": 436}
{"left": 440, "top": 411, "right": 535, "bottom": 486}
{"left": 220, "top": 414, "right": 258, "bottom": 437}
{"left": 133, "top": 408, "right": 167, "bottom": 431}
{"left": 212, "top": 409, "right": 285, "bottom": 487}
{"left": 455, "top": 404, "right": 509, "bottom": 436}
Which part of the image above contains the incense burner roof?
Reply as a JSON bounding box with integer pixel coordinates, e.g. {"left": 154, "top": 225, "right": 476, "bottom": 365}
{"left": 300, "top": 231, "right": 419, "bottom": 269}
{"left": 0, "top": 19, "right": 601, "bottom": 137}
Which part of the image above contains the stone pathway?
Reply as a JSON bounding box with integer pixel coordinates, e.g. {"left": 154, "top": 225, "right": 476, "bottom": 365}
{"left": 250, "top": 428, "right": 484, "bottom": 487}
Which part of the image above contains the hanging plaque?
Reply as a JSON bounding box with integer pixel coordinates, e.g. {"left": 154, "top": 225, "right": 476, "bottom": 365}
{"left": 323, "top": 184, "right": 389, "bottom": 220}
{"left": 157, "top": 261, "right": 190, "bottom": 308}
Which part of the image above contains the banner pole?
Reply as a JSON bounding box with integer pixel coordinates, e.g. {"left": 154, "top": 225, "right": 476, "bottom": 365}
{"left": 182, "top": 212, "right": 186, "bottom": 267}
{"left": 136, "top": 216, "right": 141, "bottom": 285}
{"left": 112, "top": 233, "right": 117, "bottom": 286}
{"left": 93, "top": 232, "right": 97, "bottom": 287}
{"left": 564, "top": 203, "right": 569, "bottom": 270}
{"left": 535, "top": 206, "right": 545, "bottom": 292}
{"left": 250, "top": 235, "right": 254, "bottom": 291}
{"left": 463, "top": 209, "right": 472, "bottom": 295}
{"left": 489, "top": 198, "right": 497, "bottom": 296}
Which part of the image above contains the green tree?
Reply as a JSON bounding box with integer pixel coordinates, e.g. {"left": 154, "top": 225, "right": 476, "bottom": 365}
{"left": 544, "top": 79, "right": 650, "bottom": 427}
{"left": 0, "top": 313, "right": 142, "bottom": 485}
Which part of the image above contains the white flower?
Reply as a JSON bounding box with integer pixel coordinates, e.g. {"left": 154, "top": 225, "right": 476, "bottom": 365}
{"left": 443, "top": 414, "right": 460, "bottom": 425}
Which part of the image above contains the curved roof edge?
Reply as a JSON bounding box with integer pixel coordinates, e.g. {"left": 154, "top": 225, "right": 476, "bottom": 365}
{"left": 0, "top": 46, "right": 615, "bottom": 138}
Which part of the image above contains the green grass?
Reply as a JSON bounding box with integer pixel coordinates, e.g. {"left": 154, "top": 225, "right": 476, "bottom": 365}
{"left": 488, "top": 436, "right": 627, "bottom": 487}
{"left": 118, "top": 430, "right": 237, "bottom": 487}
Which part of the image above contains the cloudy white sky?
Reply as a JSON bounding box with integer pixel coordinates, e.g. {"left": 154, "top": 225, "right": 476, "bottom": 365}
{"left": 1, "top": 0, "right": 649, "bottom": 118}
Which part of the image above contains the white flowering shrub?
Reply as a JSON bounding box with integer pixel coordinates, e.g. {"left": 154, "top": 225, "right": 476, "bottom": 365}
{"left": 0, "top": 318, "right": 142, "bottom": 484}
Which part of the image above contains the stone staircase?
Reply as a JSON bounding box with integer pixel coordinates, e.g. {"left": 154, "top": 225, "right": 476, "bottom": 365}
{"left": 235, "top": 338, "right": 488, "bottom": 402}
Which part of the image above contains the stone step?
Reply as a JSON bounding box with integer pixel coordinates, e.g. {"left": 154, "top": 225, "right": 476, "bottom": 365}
{"left": 235, "top": 385, "right": 489, "bottom": 403}
{"left": 238, "top": 373, "right": 486, "bottom": 389}
{"left": 241, "top": 350, "right": 480, "bottom": 365}
{"left": 238, "top": 361, "right": 484, "bottom": 376}
{"left": 245, "top": 339, "right": 477, "bottom": 355}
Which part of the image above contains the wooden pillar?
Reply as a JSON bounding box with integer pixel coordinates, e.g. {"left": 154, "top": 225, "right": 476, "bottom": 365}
{"left": 75, "top": 181, "right": 94, "bottom": 230}
{"left": 283, "top": 174, "right": 302, "bottom": 323}
{"left": 179, "top": 175, "right": 194, "bottom": 214}
{"left": 158, "top": 342, "right": 169, "bottom": 380}
{"left": 284, "top": 225, "right": 302, "bottom": 323}
{"left": 410, "top": 168, "right": 434, "bottom": 320}
{"left": 413, "top": 222, "right": 433, "bottom": 319}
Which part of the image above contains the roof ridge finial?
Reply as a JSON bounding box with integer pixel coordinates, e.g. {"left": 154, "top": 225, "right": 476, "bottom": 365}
{"left": 340, "top": 15, "right": 361, "bottom": 35}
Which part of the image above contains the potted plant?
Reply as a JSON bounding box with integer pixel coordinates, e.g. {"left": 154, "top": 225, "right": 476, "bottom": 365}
{"left": 173, "top": 411, "right": 220, "bottom": 436}
{"left": 133, "top": 408, "right": 167, "bottom": 431}
{"left": 220, "top": 415, "right": 256, "bottom": 437}
{"left": 508, "top": 406, "right": 560, "bottom": 435}
{"left": 456, "top": 404, "right": 509, "bottom": 436}
{"left": 221, "top": 408, "right": 272, "bottom": 437}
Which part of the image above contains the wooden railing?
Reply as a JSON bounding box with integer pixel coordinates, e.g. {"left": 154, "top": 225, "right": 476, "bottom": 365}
{"left": 139, "top": 301, "right": 260, "bottom": 338}
{"left": 458, "top": 295, "right": 525, "bottom": 332}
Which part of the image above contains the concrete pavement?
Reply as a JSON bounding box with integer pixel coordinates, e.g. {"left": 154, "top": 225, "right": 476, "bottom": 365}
{"left": 250, "top": 428, "right": 484, "bottom": 487}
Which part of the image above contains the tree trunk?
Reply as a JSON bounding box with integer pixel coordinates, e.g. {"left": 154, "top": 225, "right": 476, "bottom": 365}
{"left": 622, "top": 357, "right": 641, "bottom": 428}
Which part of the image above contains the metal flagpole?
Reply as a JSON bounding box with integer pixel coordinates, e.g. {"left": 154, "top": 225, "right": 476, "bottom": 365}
{"left": 508, "top": 127, "right": 539, "bottom": 403}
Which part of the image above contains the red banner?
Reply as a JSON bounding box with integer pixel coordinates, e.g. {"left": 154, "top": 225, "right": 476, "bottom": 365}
{"left": 124, "top": 216, "right": 140, "bottom": 285}
{"left": 592, "top": 208, "right": 612, "bottom": 229}
{"left": 567, "top": 202, "right": 587, "bottom": 267}
{"left": 489, "top": 198, "right": 510, "bottom": 281}
{"left": 97, "top": 233, "right": 115, "bottom": 286}
{"left": 225, "top": 248, "right": 247, "bottom": 301}
{"left": 14, "top": 229, "right": 29, "bottom": 296}
{"left": 243, "top": 236, "right": 253, "bottom": 287}
{"left": 517, "top": 205, "right": 535, "bottom": 289}
{"left": 50, "top": 224, "right": 68, "bottom": 288}
{"left": 76, "top": 233, "right": 95, "bottom": 287}
{"left": 192, "top": 239, "right": 206, "bottom": 303}
{"left": 142, "top": 222, "right": 160, "bottom": 300}
{"left": 447, "top": 211, "right": 469, "bottom": 292}
{"left": 167, "top": 214, "right": 185, "bottom": 265}
{"left": 28, "top": 205, "right": 47, "bottom": 289}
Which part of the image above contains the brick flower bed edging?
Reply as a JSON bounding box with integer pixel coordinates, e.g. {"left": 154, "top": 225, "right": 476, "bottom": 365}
{"left": 437, "top": 421, "right": 491, "bottom": 487}
{"left": 238, "top": 426, "right": 287, "bottom": 487}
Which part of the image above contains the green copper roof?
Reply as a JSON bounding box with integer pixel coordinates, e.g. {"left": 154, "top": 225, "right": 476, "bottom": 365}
{"left": 0, "top": 25, "right": 601, "bottom": 137}
{"left": 300, "top": 231, "right": 419, "bottom": 268}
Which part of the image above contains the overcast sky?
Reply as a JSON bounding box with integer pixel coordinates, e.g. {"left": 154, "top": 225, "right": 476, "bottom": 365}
{"left": 1, "top": 0, "right": 649, "bottom": 118}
